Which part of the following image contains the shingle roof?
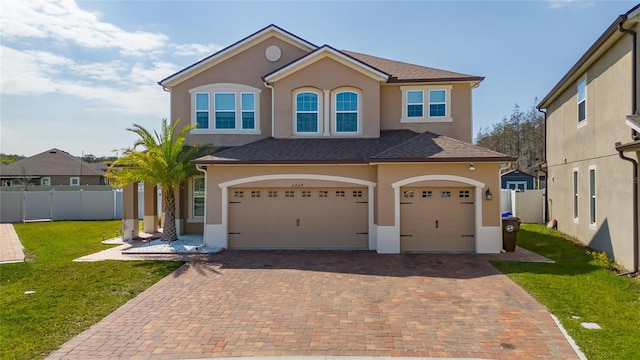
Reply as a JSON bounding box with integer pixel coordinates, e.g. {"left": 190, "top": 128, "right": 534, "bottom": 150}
{"left": 0, "top": 149, "right": 105, "bottom": 178}
{"left": 369, "top": 131, "right": 515, "bottom": 162}
{"left": 342, "top": 51, "right": 484, "bottom": 83}
{"left": 193, "top": 131, "right": 514, "bottom": 165}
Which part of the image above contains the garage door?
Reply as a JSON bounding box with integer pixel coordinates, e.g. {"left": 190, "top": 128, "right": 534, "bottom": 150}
{"left": 400, "top": 187, "right": 475, "bottom": 252}
{"left": 228, "top": 187, "right": 368, "bottom": 249}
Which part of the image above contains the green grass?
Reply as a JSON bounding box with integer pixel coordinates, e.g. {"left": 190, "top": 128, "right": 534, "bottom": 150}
{"left": 492, "top": 224, "right": 640, "bottom": 360}
{"left": 0, "top": 221, "right": 184, "bottom": 360}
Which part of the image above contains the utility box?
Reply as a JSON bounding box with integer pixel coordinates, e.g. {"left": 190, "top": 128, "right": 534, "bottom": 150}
{"left": 502, "top": 216, "right": 521, "bottom": 252}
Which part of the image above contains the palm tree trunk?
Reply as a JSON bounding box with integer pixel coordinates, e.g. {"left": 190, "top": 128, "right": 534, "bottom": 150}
{"left": 162, "top": 187, "right": 178, "bottom": 241}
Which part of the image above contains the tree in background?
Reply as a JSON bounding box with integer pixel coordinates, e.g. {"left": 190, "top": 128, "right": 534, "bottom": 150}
{"left": 106, "top": 119, "right": 209, "bottom": 241}
{"left": 0, "top": 154, "right": 26, "bottom": 165}
{"left": 475, "top": 100, "right": 544, "bottom": 172}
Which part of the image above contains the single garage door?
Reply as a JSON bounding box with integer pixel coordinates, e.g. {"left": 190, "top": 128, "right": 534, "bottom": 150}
{"left": 228, "top": 187, "right": 368, "bottom": 249}
{"left": 400, "top": 187, "right": 475, "bottom": 252}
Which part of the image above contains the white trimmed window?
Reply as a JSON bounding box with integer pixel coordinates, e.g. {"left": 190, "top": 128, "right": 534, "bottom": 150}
{"left": 70, "top": 177, "right": 80, "bottom": 186}
{"left": 189, "top": 83, "right": 261, "bottom": 134}
{"left": 589, "top": 166, "right": 596, "bottom": 226}
{"left": 294, "top": 89, "right": 322, "bottom": 135}
{"left": 41, "top": 177, "right": 51, "bottom": 186}
{"left": 334, "top": 90, "right": 360, "bottom": 134}
{"left": 573, "top": 168, "right": 579, "bottom": 222}
{"left": 195, "top": 93, "right": 209, "bottom": 129}
{"left": 406, "top": 90, "right": 423, "bottom": 118}
{"left": 578, "top": 76, "right": 587, "bottom": 125}
{"left": 192, "top": 177, "right": 205, "bottom": 219}
{"left": 401, "top": 85, "right": 452, "bottom": 123}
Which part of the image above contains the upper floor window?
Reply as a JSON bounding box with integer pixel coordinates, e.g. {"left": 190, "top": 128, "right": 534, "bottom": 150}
{"left": 295, "top": 91, "right": 320, "bottom": 134}
{"left": 429, "top": 90, "right": 446, "bottom": 117}
{"left": 195, "top": 93, "right": 209, "bottom": 129}
{"left": 189, "top": 83, "right": 261, "bottom": 134}
{"left": 407, "top": 90, "right": 423, "bottom": 118}
{"left": 577, "top": 77, "right": 587, "bottom": 125}
{"left": 215, "top": 93, "right": 236, "bottom": 129}
{"left": 335, "top": 91, "right": 358, "bottom": 133}
{"left": 401, "top": 85, "right": 452, "bottom": 123}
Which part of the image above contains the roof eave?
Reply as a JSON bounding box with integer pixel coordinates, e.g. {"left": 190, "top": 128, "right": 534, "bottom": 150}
{"left": 263, "top": 45, "right": 390, "bottom": 83}
{"left": 538, "top": 4, "right": 640, "bottom": 109}
{"left": 368, "top": 156, "right": 517, "bottom": 163}
{"left": 386, "top": 77, "right": 484, "bottom": 84}
{"left": 159, "top": 24, "right": 318, "bottom": 88}
{"left": 191, "top": 159, "right": 367, "bottom": 165}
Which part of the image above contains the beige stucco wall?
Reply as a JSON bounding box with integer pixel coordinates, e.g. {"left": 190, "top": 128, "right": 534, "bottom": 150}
{"left": 545, "top": 30, "right": 637, "bottom": 270}
{"left": 375, "top": 163, "right": 500, "bottom": 227}
{"left": 380, "top": 83, "right": 473, "bottom": 142}
{"left": 272, "top": 57, "right": 381, "bottom": 138}
{"left": 202, "top": 162, "right": 499, "bottom": 228}
{"left": 169, "top": 36, "right": 309, "bottom": 147}
{"left": 204, "top": 165, "right": 377, "bottom": 224}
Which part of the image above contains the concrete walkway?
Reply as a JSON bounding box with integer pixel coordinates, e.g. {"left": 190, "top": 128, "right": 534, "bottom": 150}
{"left": 0, "top": 223, "right": 25, "bottom": 264}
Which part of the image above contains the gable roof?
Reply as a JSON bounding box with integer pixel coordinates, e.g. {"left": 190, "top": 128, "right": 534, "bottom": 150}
{"left": 159, "top": 24, "right": 318, "bottom": 87}
{"left": 0, "top": 149, "right": 105, "bottom": 178}
{"left": 193, "top": 131, "right": 514, "bottom": 165}
{"left": 538, "top": 3, "right": 640, "bottom": 109}
{"left": 263, "top": 45, "right": 390, "bottom": 82}
{"left": 343, "top": 51, "right": 484, "bottom": 84}
{"left": 500, "top": 169, "right": 535, "bottom": 178}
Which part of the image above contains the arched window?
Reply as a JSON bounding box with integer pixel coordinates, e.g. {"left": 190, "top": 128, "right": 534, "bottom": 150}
{"left": 295, "top": 91, "right": 320, "bottom": 133}
{"left": 335, "top": 91, "right": 359, "bottom": 133}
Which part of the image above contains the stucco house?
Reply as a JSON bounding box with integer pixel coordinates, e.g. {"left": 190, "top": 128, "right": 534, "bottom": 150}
{"left": 537, "top": 4, "right": 640, "bottom": 272}
{"left": 126, "top": 25, "right": 514, "bottom": 253}
{"left": 500, "top": 169, "right": 536, "bottom": 191}
{"left": 0, "top": 148, "right": 107, "bottom": 187}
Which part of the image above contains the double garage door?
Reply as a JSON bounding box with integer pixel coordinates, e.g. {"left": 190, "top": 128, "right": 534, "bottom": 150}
{"left": 228, "top": 187, "right": 368, "bottom": 249}
{"left": 400, "top": 187, "right": 475, "bottom": 252}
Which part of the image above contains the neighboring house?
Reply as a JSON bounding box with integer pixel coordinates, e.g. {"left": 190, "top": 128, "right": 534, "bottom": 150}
{"left": 0, "top": 148, "right": 107, "bottom": 187}
{"left": 537, "top": 4, "right": 640, "bottom": 272}
{"left": 501, "top": 169, "right": 536, "bottom": 191}
{"left": 126, "top": 24, "right": 514, "bottom": 253}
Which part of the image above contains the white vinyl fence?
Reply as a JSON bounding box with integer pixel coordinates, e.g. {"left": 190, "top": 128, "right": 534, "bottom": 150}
{"left": 0, "top": 189, "right": 158, "bottom": 223}
{"left": 500, "top": 189, "right": 545, "bottom": 224}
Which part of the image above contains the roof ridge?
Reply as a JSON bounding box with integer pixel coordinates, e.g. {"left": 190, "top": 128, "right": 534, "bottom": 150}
{"left": 433, "top": 132, "right": 512, "bottom": 157}
{"left": 369, "top": 131, "right": 423, "bottom": 158}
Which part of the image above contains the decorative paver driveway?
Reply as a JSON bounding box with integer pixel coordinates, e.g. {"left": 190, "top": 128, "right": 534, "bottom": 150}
{"left": 48, "top": 251, "right": 580, "bottom": 359}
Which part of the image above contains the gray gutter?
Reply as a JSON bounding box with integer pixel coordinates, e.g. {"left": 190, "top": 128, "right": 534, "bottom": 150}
{"left": 538, "top": 3, "right": 640, "bottom": 109}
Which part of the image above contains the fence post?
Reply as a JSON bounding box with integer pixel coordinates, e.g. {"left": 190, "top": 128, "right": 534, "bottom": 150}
{"left": 50, "top": 190, "right": 54, "bottom": 221}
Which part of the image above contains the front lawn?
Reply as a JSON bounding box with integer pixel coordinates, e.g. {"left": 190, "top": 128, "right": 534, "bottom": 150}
{"left": 0, "top": 221, "right": 184, "bottom": 360}
{"left": 492, "top": 224, "right": 640, "bottom": 360}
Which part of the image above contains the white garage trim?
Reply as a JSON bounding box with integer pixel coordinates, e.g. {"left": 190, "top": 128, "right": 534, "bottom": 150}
{"left": 210, "top": 174, "right": 377, "bottom": 250}
{"left": 377, "top": 175, "right": 494, "bottom": 254}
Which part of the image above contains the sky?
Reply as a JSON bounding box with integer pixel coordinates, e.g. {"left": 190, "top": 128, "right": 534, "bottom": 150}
{"left": 1, "top": 0, "right": 638, "bottom": 158}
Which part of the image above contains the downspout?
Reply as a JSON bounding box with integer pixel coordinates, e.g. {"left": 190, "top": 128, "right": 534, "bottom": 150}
{"left": 619, "top": 17, "right": 638, "bottom": 140}
{"left": 195, "top": 164, "right": 207, "bottom": 249}
{"left": 538, "top": 108, "right": 549, "bottom": 223}
{"left": 264, "top": 81, "right": 275, "bottom": 138}
{"left": 615, "top": 144, "right": 638, "bottom": 275}
{"left": 617, "top": 16, "right": 639, "bottom": 275}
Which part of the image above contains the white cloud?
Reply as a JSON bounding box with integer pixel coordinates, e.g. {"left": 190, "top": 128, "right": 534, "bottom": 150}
{"left": 0, "top": 46, "right": 169, "bottom": 117}
{"left": 548, "top": 0, "right": 594, "bottom": 9}
{"left": 173, "top": 43, "right": 223, "bottom": 57}
{"left": 1, "top": 0, "right": 168, "bottom": 57}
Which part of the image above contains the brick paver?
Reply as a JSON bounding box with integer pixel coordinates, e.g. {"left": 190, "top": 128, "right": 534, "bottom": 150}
{"left": 0, "top": 223, "right": 25, "bottom": 263}
{"left": 48, "top": 251, "right": 580, "bottom": 359}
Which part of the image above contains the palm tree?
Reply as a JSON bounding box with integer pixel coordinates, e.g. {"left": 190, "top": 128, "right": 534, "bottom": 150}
{"left": 107, "top": 119, "right": 208, "bottom": 242}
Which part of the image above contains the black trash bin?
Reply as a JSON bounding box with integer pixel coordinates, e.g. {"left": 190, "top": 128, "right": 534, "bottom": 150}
{"left": 502, "top": 216, "right": 521, "bottom": 252}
